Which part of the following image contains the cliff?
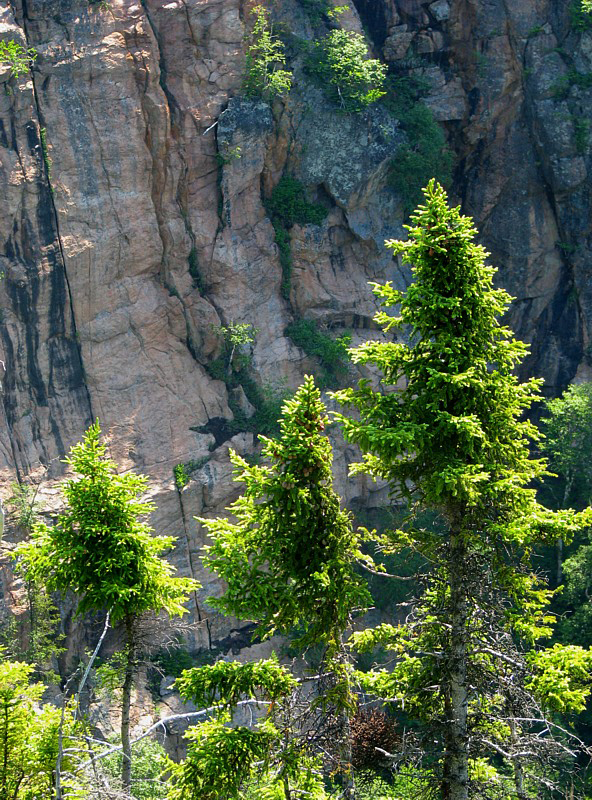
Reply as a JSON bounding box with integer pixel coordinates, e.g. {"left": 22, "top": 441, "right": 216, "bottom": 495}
{"left": 0, "top": 0, "right": 590, "bottom": 650}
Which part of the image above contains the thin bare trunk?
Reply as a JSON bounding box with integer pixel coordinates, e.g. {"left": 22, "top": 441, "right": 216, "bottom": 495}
{"left": 121, "top": 614, "right": 136, "bottom": 796}
{"left": 56, "top": 612, "right": 111, "bottom": 799}
{"left": 508, "top": 716, "right": 527, "bottom": 799}
{"left": 442, "top": 530, "right": 469, "bottom": 800}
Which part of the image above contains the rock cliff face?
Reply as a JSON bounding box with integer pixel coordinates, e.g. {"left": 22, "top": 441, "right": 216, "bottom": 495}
{"left": 0, "top": 0, "right": 590, "bottom": 648}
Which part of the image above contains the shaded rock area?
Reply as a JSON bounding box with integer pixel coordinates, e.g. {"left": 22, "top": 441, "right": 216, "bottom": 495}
{"left": 0, "top": 0, "right": 590, "bottom": 674}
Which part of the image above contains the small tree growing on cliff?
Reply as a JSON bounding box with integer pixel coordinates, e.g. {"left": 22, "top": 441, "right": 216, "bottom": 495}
{"left": 243, "top": 5, "right": 292, "bottom": 100}
{"left": 16, "top": 422, "right": 199, "bottom": 797}
{"left": 333, "top": 181, "right": 589, "bottom": 799}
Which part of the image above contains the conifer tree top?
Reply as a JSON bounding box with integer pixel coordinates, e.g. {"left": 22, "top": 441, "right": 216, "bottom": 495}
{"left": 334, "top": 181, "right": 579, "bottom": 544}
{"left": 16, "top": 421, "right": 198, "bottom": 622}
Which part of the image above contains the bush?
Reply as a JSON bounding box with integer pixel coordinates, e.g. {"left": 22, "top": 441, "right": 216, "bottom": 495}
{"left": 265, "top": 176, "right": 327, "bottom": 299}
{"left": 229, "top": 378, "right": 293, "bottom": 439}
{"left": 306, "top": 29, "right": 386, "bottom": 112}
{"left": 173, "top": 458, "right": 209, "bottom": 489}
{"left": 551, "top": 68, "right": 592, "bottom": 99}
{"left": 100, "top": 736, "right": 169, "bottom": 800}
{"left": 385, "top": 77, "right": 452, "bottom": 214}
{"left": 0, "top": 40, "right": 36, "bottom": 79}
{"left": 570, "top": 0, "right": 592, "bottom": 30}
{"left": 266, "top": 175, "right": 327, "bottom": 227}
{"left": 188, "top": 246, "right": 205, "bottom": 292}
{"left": 297, "top": 0, "right": 332, "bottom": 23}
{"left": 7, "top": 481, "right": 41, "bottom": 531}
{"left": 285, "top": 318, "right": 350, "bottom": 387}
{"left": 244, "top": 5, "right": 292, "bottom": 99}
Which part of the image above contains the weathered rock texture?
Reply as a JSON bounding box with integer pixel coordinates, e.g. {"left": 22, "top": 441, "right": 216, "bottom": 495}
{"left": 0, "top": 0, "right": 591, "bottom": 653}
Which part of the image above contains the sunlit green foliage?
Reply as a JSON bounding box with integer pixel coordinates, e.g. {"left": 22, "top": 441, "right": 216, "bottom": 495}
{"left": 571, "top": 0, "right": 592, "bottom": 30}
{"left": 100, "top": 736, "right": 170, "bottom": 800}
{"left": 542, "top": 382, "right": 592, "bottom": 510}
{"left": 167, "top": 714, "right": 279, "bottom": 800}
{"left": 175, "top": 655, "right": 296, "bottom": 711}
{"left": 168, "top": 656, "right": 334, "bottom": 800}
{"left": 16, "top": 422, "right": 198, "bottom": 622}
{"left": 307, "top": 29, "right": 386, "bottom": 112}
{"left": 333, "top": 181, "right": 589, "bottom": 796}
{"left": 15, "top": 421, "right": 199, "bottom": 792}
{"left": 527, "top": 644, "right": 592, "bottom": 712}
{"left": 0, "top": 40, "right": 36, "bottom": 79}
{"left": 200, "top": 375, "right": 370, "bottom": 651}
{"left": 244, "top": 5, "right": 292, "bottom": 99}
{"left": 0, "top": 660, "right": 84, "bottom": 799}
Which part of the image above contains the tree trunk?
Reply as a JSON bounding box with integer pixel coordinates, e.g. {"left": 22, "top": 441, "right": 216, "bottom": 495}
{"left": 508, "top": 717, "right": 527, "bottom": 800}
{"left": 442, "top": 529, "right": 469, "bottom": 800}
{"left": 121, "top": 614, "right": 136, "bottom": 796}
{"left": 557, "top": 474, "right": 574, "bottom": 584}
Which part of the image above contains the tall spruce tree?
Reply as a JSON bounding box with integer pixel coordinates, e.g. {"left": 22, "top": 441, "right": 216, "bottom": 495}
{"left": 169, "top": 377, "right": 370, "bottom": 799}
{"left": 16, "top": 422, "right": 199, "bottom": 797}
{"left": 333, "top": 181, "right": 589, "bottom": 799}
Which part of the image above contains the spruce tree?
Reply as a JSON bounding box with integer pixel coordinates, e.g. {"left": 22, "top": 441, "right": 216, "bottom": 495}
{"left": 16, "top": 422, "right": 199, "bottom": 796}
{"left": 171, "top": 376, "right": 370, "bottom": 799}
{"left": 201, "top": 374, "right": 369, "bottom": 654}
{"left": 334, "top": 181, "right": 588, "bottom": 799}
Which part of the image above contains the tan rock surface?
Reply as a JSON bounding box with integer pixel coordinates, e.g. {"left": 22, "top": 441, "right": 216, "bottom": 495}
{"left": 0, "top": 0, "right": 590, "bottom": 665}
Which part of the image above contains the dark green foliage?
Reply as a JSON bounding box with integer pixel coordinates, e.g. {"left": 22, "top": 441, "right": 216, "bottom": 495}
{"left": 266, "top": 175, "right": 327, "bottom": 227}
{"left": 232, "top": 379, "right": 292, "bottom": 438}
{"left": 385, "top": 78, "right": 452, "bottom": 215}
{"left": 285, "top": 318, "right": 350, "bottom": 387}
{"left": 200, "top": 375, "right": 370, "bottom": 651}
{"left": 0, "top": 578, "right": 65, "bottom": 673}
{"left": 305, "top": 29, "right": 386, "bottom": 112}
{"left": 188, "top": 246, "right": 205, "bottom": 292}
{"left": 204, "top": 324, "right": 291, "bottom": 439}
{"left": 206, "top": 322, "right": 291, "bottom": 438}
{"left": 154, "top": 646, "right": 194, "bottom": 678}
{"left": 551, "top": 69, "right": 592, "bottom": 99}
{"left": 265, "top": 176, "right": 327, "bottom": 299}
{"left": 570, "top": 0, "right": 592, "bottom": 31}
{"left": 39, "top": 127, "right": 53, "bottom": 189}
{"left": 574, "top": 117, "right": 590, "bottom": 153}
{"left": 273, "top": 222, "right": 293, "bottom": 299}
{"left": 297, "top": 0, "right": 332, "bottom": 24}
{"left": 146, "top": 644, "right": 207, "bottom": 700}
